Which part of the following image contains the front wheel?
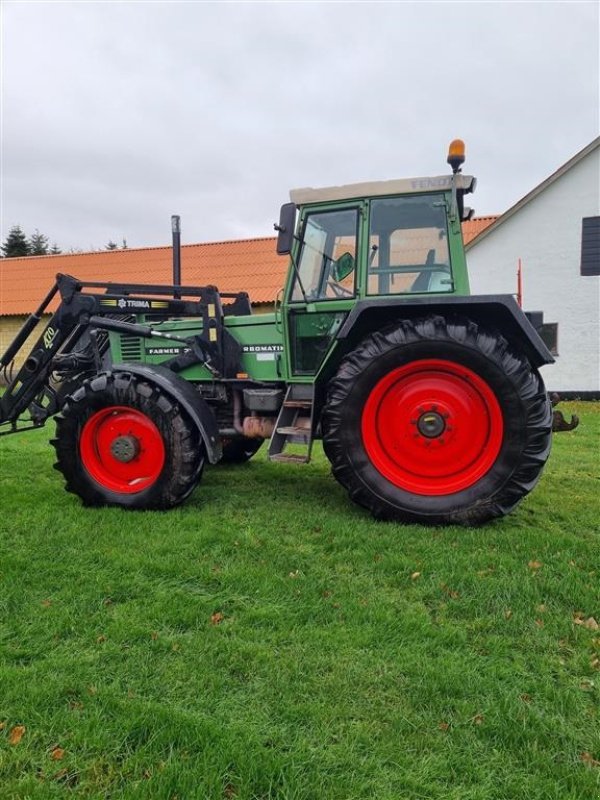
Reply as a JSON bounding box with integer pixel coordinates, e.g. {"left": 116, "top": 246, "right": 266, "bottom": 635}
{"left": 322, "top": 316, "right": 552, "bottom": 526}
{"left": 52, "top": 372, "right": 205, "bottom": 509}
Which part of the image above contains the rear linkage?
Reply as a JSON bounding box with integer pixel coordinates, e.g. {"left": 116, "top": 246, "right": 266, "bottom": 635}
{"left": 0, "top": 273, "right": 247, "bottom": 436}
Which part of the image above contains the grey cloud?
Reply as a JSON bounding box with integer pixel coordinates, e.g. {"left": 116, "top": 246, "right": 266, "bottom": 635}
{"left": 2, "top": 1, "right": 598, "bottom": 251}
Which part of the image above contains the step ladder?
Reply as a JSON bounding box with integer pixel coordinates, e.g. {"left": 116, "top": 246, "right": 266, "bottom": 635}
{"left": 268, "top": 384, "right": 314, "bottom": 464}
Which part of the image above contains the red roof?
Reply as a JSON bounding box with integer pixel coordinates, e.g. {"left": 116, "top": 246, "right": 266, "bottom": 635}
{"left": 462, "top": 216, "right": 498, "bottom": 244}
{"left": 0, "top": 219, "right": 497, "bottom": 316}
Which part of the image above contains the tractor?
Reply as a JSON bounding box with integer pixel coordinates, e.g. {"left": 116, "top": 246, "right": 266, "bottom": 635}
{"left": 0, "top": 141, "right": 558, "bottom": 525}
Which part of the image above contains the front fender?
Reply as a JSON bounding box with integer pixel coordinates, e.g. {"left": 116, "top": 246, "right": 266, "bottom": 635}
{"left": 112, "top": 363, "right": 222, "bottom": 463}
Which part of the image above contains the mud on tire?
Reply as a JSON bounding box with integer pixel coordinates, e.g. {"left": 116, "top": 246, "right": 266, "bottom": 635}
{"left": 52, "top": 371, "right": 205, "bottom": 510}
{"left": 322, "top": 315, "right": 552, "bottom": 526}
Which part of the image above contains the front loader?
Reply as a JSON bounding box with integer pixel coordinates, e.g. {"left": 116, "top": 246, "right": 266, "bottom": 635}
{"left": 0, "top": 141, "right": 566, "bottom": 525}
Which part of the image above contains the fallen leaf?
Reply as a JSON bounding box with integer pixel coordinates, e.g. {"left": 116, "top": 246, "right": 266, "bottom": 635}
{"left": 289, "top": 570, "right": 300, "bottom": 578}
{"left": 410, "top": 572, "right": 421, "bottom": 580}
{"left": 322, "top": 590, "right": 332, "bottom": 598}
{"left": 590, "top": 657, "right": 600, "bottom": 670}
{"left": 573, "top": 615, "right": 599, "bottom": 630}
{"left": 9, "top": 725, "right": 26, "bottom": 745}
{"left": 103, "top": 598, "right": 113, "bottom": 606}
{"left": 580, "top": 751, "right": 600, "bottom": 768}
{"left": 224, "top": 784, "right": 237, "bottom": 798}
{"left": 41, "top": 599, "right": 52, "bottom": 608}
{"left": 520, "top": 693, "right": 532, "bottom": 703}
{"left": 51, "top": 747, "right": 65, "bottom": 761}
{"left": 151, "top": 631, "right": 159, "bottom": 641}
{"left": 211, "top": 612, "right": 224, "bottom": 625}
{"left": 472, "top": 714, "right": 484, "bottom": 725}
{"left": 504, "top": 609, "right": 513, "bottom": 620}
{"left": 0, "top": 721, "right": 5, "bottom": 731}
{"left": 438, "top": 721, "right": 450, "bottom": 732}
{"left": 537, "top": 604, "right": 547, "bottom": 613}
{"left": 96, "top": 634, "right": 107, "bottom": 644}
{"left": 535, "top": 619, "right": 544, "bottom": 628}
{"left": 528, "top": 561, "right": 542, "bottom": 570}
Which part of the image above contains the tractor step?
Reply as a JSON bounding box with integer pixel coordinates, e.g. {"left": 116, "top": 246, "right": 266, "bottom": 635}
{"left": 276, "top": 426, "right": 310, "bottom": 436}
{"left": 270, "top": 453, "right": 310, "bottom": 464}
{"left": 268, "top": 385, "right": 314, "bottom": 464}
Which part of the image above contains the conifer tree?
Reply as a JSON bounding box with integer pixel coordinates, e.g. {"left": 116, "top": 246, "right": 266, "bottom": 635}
{"left": 29, "top": 229, "right": 50, "bottom": 255}
{"left": 1, "top": 225, "right": 31, "bottom": 257}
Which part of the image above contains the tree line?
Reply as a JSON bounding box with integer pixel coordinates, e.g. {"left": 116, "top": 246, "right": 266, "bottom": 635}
{"left": 1, "top": 225, "right": 128, "bottom": 258}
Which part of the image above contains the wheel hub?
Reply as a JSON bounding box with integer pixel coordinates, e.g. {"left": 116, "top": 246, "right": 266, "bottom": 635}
{"left": 416, "top": 410, "right": 446, "bottom": 439}
{"left": 110, "top": 434, "right": 140, "bottom": 463}
{"left": 361, "top": 359, "right": 504, "bottom": 495}
{"left": 80, "top": 406, "right": 165, "bottom": 494}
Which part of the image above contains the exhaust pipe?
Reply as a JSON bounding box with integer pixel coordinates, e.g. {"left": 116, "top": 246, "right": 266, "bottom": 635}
{"left": 171, "top": 215, "right": 181, "bottom": 299}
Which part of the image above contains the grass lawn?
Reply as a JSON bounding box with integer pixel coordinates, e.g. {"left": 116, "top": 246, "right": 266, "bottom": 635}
{"left": 0, "top": 401, "right": 598, "bottom": 799}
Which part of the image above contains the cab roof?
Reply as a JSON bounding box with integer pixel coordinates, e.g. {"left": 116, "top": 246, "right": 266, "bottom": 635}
{"left": 289, "top": 174, "right": 476, "bottom": 206}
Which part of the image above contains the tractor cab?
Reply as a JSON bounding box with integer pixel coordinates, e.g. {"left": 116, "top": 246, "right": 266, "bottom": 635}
{"left": 277, "top": 170, "right": 476, "bottom": 305}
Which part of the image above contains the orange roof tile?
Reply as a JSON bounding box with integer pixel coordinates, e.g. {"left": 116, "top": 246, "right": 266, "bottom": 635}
{"left": 0, "top": 238, "right": 288, "bottom": 316}
{"left": 0, "top": 218, "right": 498, "bottom": 317}
{"left": 462, "top": 216, "right": 497, "bottom": 244}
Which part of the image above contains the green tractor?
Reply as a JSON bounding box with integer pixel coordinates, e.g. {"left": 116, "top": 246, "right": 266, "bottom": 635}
{"left": 0, "top": 141, "right": 556, "bottom": 525}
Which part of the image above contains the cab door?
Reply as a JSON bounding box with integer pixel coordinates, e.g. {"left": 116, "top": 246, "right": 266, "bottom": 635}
{"left": 283, "top": 203, "right": 365, "bottom": 378}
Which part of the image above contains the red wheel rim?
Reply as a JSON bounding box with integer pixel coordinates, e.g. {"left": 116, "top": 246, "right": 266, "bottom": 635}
{"left": 361, "top": 359, "right": 504, "bottom": 495}
{"left": 80, "top": 406, "right": 165, "bottom": 494}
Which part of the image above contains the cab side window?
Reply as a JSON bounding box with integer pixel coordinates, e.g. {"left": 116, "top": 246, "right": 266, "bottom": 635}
{"left": 291, "top": 208, "right": 358, "bottom": 302}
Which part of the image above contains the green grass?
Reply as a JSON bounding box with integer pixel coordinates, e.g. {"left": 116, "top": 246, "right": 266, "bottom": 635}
{"left": 0, "top": 402, "right": 598, "bottom": 800}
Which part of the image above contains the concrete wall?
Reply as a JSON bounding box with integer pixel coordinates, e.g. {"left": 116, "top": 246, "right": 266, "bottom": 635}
{"left": 467, "top": 146, "right": 600, "bottom": 393}
{"left": 0, "top": 315, "right": 49, "bottom": 382}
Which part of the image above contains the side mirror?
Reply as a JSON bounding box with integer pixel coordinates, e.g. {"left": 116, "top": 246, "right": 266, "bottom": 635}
{"left": 275, "top": 203, "right": 296, "bottom": 255}
{"left": 332, "top": 251, "right": 355, "bottom": 282}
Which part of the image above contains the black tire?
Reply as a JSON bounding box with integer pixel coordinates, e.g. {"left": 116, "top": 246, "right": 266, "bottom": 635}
{"left": 52, "top": 371, "right": 205, "bottom": 510}
{"left": 219, "top": 436, "right": 264, "bottom": 464}
{"left": 322, "top": 315, "right": 552, "bottom": 526}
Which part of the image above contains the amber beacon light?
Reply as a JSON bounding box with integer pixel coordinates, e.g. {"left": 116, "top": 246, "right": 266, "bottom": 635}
{"left": 447, "top": 139, "right": 466, "bottom": 173}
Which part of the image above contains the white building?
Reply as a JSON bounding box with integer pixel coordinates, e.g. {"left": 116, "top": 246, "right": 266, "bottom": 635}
{"left": 467, "top": 138, "right": 600, "bottom": 395}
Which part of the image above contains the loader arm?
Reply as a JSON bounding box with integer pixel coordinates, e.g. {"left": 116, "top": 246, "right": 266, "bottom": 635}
{"left": 0, "top": 273, "right": 244, "bottom": 436}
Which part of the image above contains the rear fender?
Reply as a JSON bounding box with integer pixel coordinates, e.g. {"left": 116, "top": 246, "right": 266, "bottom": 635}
{"left": 112, "top": 363, "right": 222, "bottom": 463}
{"left": 335, "top": 295, "right": 554, "bottom": 368}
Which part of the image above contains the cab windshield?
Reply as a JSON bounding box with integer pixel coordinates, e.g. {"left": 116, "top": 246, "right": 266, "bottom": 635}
{"left": 368, "top": 194, "right": 452, "bottom": 295}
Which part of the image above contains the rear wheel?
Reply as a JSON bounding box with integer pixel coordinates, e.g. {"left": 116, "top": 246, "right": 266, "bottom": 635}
{"left": 322, "top": 315, "right": 552, "bottom": 526}
{"left": 52, "top": 372, "right": 205, "bottom": 509}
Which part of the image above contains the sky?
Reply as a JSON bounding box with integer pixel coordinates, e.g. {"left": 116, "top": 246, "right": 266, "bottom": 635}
{"left": 2, "top": 0, "right": 599, "bottom": 253}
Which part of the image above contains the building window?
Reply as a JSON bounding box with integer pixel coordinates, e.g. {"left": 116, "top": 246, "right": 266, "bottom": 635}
{"left": 581, "top": 217, "right": 600, "bottom": 276}
{"left": 539, "top": 322, "right": 559, "bottom": 356}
